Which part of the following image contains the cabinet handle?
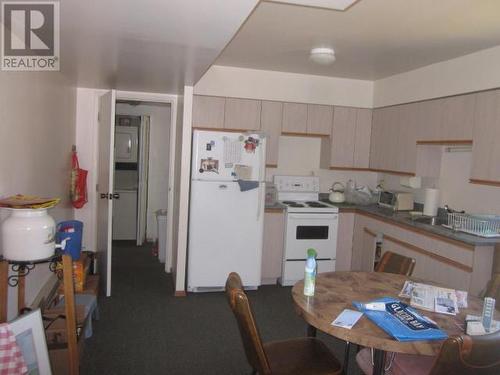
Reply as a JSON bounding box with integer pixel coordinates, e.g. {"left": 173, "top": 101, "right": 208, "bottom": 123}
{"left": 113, "top": 193, "right": 120, "bottom": 200}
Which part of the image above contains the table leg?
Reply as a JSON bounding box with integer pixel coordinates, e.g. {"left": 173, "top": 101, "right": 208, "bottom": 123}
{"left": 343, "top": 342, "right": 351, "bottom": 374}
{"left": 372, "top": 349, "right": 386, "bottom": 375}
{"left": 306, "top": 324, "right": 317, "bottom": 337}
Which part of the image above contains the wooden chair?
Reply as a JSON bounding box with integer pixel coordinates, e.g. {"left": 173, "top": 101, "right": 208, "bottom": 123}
{"left": 484, "top": 272, "right": 500, "bottom": 301}
{"left": 356, "top": 330, "right": 500, "bottom": 375}
{"left": 225, "top": 272, "right": 342, "bottom": 375}
{"left": 343, "top": 251, "right": 417, "bottom": 372}
{"left": 375, "top": 251, "right": 416, "bottom": 276}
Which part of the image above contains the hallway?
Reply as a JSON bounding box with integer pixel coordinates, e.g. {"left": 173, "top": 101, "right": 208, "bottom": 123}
{"left": 81, "top": 241, "right": 353, "bottom": 374}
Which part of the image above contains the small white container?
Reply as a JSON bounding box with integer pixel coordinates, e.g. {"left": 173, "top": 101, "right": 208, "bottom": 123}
{"left": 1, "top": 208, "right": 56, "bottom": 261}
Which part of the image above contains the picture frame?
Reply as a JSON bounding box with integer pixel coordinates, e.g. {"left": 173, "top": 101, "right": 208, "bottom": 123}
{"left": 9, "top": 309, "right": 52, "bottom": 375}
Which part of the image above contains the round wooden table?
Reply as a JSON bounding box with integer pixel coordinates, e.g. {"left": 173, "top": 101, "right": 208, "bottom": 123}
{"left": 292, "top": 272, "right": 484, "bottom": 375}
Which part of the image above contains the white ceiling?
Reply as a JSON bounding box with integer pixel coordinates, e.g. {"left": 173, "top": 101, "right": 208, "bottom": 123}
{"left": 216, "top": 0, "right": 500, "bottom": 80}
{"left": 60, "top": 0, "right": 258, "bottom": 93}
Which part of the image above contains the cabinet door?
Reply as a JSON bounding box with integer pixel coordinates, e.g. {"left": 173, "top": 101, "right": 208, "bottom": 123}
{"left": 307, "top": 104, "right": 333, "bottom": 135}
{"left": 261, "top": 101, "right": 283, "bottom": 167}
{"left": 353, "top": 108, "right": 372, "bottom": 168}
{"left": 115, "top": 126, "right": 138, "bottom": 163}
{"left": 416, "top": 99, "right": 443, "bottom": 141}
{"left": 336, "top": 213, "right": 354, "bottom": 271}
{"left": 282, "top": 102, "right": 307, "bottom": 133}
{"left": 440, "top": 94, "right": 475, "bottom": 141}
{"left": 369, "top": 108, "right": 385, "bottom": 169}
{"left": 370, "top": 106, "right": 399, "bottom": 171}
{"left": 224, "top": 98, "right": 261, "bottom": 131}
{"left": 397, "top": 104, "right": 417, "bottom": 173}
{"left": 192, "top": 95, "right": 225, "bottom": 128}
{"left": 471, "top": 90, "right": 500, "bottom": 182}
{"left": 261, "top": 211, "right": 285, "bottom": 284}
{"left": 330, "top": 106, "right": 357, "bottom": 167}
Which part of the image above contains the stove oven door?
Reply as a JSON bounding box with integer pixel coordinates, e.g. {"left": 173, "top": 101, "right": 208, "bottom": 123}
{"left": 285, "top": 212, "right": 338, "bottom": 260}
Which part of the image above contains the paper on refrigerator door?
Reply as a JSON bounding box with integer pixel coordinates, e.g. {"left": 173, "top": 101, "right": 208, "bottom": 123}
{"left": 223, "top": 137, "right": 242, "bottom": 165}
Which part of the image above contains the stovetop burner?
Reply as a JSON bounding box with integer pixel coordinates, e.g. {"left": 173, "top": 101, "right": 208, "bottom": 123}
{"left": 305, "top": 201, "right": 330, "bottom": 208}
{"left": 282, "top": 201, "right": 305, "bottom": 207}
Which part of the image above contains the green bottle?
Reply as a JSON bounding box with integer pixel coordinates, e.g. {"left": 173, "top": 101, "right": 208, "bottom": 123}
{"left": 303, "top": 248, "right": 317, "bottom": 296}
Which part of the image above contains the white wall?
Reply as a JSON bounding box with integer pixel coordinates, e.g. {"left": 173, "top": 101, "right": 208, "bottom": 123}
{"left": 265, "top": 136, "right": 378, "bottom": 192}
{"left": 374, "top": 45, "right": 500, "bottom": 107}
{"left": 115, "top": 103, "right": 171, "bottom": 241}
{"left": 380, "top": 150, "right": 500, "bottom": 215}
{"left": 195, "top": 65, "right": 374, "bottom": 108}
{"left": 0, "top": 72, "right": 76, "bottom": 319}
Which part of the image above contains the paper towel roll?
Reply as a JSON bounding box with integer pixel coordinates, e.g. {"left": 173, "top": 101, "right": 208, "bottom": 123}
{"left": 423, "top": 188, "right": 440, "bottom": 217}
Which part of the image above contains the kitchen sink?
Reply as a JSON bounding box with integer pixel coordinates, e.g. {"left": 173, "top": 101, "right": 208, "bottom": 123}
{"left": 408, "top": 216, "right": 448, "bottom": 226}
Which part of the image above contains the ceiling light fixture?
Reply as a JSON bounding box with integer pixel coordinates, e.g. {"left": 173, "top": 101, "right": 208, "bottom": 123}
{"left": 310, "top": 47, "right": 336, "bottom": 65}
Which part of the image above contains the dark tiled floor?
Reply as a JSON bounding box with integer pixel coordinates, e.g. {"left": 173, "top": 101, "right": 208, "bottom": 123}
{"left": 82, "top": 241, "right": 362, "bottom": 374}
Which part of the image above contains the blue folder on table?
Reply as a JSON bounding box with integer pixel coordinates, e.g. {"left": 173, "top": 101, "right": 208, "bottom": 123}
{"left": 353, "top": 297, "right": 448, "bottom": 342}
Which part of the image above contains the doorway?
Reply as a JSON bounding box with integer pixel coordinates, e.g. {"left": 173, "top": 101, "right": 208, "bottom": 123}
{"left": 112, "top": 100, "right": 172, "bottom": 258}
{"left": 97, "top": 90, "right": 178, "bottom": 297}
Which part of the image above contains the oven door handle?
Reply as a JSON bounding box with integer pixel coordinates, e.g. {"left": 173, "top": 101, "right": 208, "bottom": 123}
{"left": 288, "top": 213, "right": 338, "bottom": 220}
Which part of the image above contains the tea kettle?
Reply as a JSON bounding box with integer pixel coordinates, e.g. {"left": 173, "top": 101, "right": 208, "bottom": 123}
{"left": 329, "top": 182, "right": 345, "bottom": 203}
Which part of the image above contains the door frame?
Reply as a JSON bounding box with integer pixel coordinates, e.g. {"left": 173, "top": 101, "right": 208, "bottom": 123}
{"left": 136, "top": 115, "right": 150, "bottom": 246}
{"left": 116, "top": 91, "right": 178, "bottom": 273}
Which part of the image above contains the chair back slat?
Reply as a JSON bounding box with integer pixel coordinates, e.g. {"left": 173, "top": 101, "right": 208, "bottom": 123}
{"left": 375, "top": 251, "right": 416, "bottom": 276}
{"left": 429, "top": 331, "right": 500, "bottom": 375}
{"left": 225, "top": 272, "right": 272, "bottom": 374}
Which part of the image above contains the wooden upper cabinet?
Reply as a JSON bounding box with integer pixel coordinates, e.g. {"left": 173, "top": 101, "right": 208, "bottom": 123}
{"left": 471, "top": 90, "right": 500, "bottom": 183}
{"left": 370, "top": 106, "right": 397, "bottom": 171}
{"left": 416, "top": 99, "right": 443, "bottom": 141}
{"left": 353, "top": 108, "right": 372, "bottom": 168}
{"left": 330, "top": 106, "right": 357, "bottom": 167}
{"left": 261, "top": 101, "right": 283, "bottom": 167}
{"left": 282, "top": 102, "right": 307, "bottom": 133}
{"left": 307, "top": 104, "right": 333, "bottom": 135}
{"left": 192, "top": 95, "right": 225, "bottom": 128}
{"left": 440, "top": 94, "right": 475, "bottom": 141}
{"left": 224, "top": 98, "right": 262, "bottom": 131}
{"left": 397, "top": 104, "right": 417, "bottom": 173}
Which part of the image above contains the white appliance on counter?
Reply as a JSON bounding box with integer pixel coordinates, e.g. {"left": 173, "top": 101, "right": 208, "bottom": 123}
{"left": 274, "top": 176, "right": 339, "bottom": 286}
{"left": 188, "top": 130, "right": 266, "bottom": 292}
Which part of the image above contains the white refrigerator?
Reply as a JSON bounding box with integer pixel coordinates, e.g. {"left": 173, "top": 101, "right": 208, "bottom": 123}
{"left": 187, "top": 130, "right": 266, "bottom": 292}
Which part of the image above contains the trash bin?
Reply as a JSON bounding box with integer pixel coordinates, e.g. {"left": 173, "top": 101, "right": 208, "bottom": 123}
{"left": 156, "top": 210, "right": 168, "bottom": 264}
{"left": 56, "top": 220, "right": 83, "bottom": 260}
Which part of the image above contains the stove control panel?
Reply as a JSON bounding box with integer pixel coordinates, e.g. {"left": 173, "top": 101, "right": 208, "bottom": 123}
{"left": 274, "top": 175, "right": 320, "bottom": 193}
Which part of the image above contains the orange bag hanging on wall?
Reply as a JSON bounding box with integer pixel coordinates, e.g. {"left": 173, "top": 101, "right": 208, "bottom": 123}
{"left": 70, "top": 150, "right": 88, "bottom": 209}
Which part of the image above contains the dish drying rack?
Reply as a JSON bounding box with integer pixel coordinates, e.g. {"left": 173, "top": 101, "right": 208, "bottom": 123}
{"left": 443, "top": 213, "right": 500, "bottom": 238}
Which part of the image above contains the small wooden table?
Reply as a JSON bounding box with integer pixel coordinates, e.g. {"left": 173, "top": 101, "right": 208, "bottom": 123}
{"left": 292, "top": 272, "right": 485, "bottom": 375}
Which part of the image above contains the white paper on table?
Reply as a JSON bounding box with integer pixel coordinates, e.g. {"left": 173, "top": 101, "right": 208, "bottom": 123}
{"left": 331, "top": 309, "right": 363, "bottom": 329}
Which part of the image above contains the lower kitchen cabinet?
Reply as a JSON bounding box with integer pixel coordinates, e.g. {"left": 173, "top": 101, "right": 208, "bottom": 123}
{"left": 351, "top": 213, "right": 494, "bottom": 295}
{"left": 261, "top": 210, "right": 285, "bottom": 284}
{"left": 336, "top": 212, "right": 355, "bottom": 271}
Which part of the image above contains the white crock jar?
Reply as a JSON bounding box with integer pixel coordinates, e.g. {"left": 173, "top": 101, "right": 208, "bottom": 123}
{"left": 1, "top": 208, "right": 56, "bottom": 261}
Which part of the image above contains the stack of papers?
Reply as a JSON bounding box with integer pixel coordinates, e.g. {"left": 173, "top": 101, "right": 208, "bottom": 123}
{"left": 399, "top": 281, "right": 468, "bottom": 316}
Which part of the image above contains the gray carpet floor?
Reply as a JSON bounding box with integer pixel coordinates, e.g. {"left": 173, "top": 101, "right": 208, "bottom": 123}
{"left": 82, "top": 241, "right": 362, "bottom": 375}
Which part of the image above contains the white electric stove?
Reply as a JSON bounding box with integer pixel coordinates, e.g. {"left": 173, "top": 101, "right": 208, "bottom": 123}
{"left": 274, "top": 176, "right": 338, "bottom": 286}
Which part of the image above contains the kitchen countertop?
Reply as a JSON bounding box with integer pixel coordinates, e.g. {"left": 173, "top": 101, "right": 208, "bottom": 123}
{"left": 325, "top": 201, "right": 500, "bottom": 247}
{"left": 265, "top": 202, "right": 286, "bottom": 211}
{"left": 266, "top": 198, "right": 500, "bottom": 246}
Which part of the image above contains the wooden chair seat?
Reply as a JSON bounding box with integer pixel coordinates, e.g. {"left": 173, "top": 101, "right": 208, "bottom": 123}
{"left": 264, "top": 337, "right": 341, "bottom": 375}
{"left": 356, "top": 330, "right": 500, "bottom": 375}
{"left": 225, "top": 272, "right": 342, "bottom": 375}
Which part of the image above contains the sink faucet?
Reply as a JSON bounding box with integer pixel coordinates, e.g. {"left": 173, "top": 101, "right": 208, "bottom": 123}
{"left": 444, "top": 205, "right": 465, "bottom": 214}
